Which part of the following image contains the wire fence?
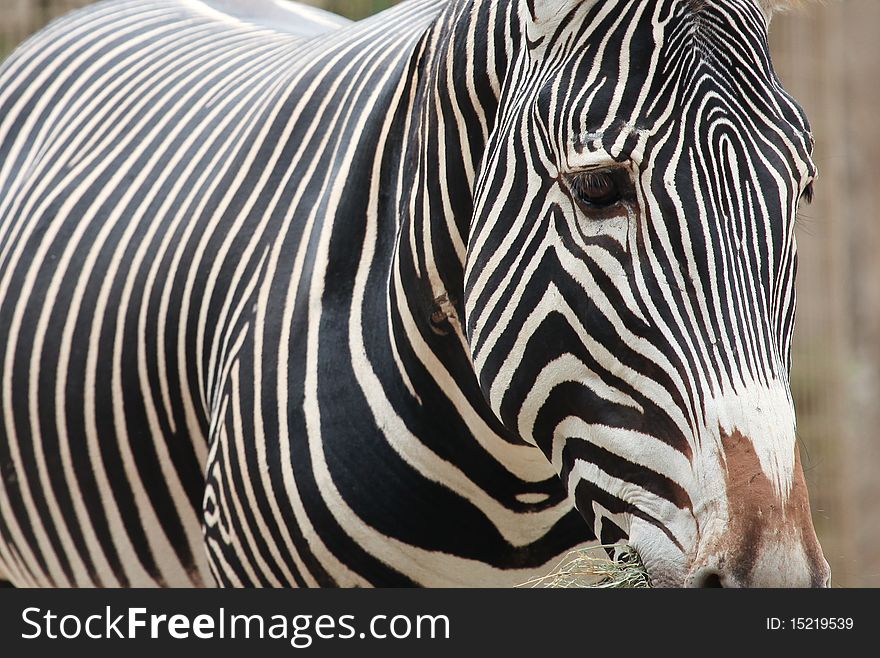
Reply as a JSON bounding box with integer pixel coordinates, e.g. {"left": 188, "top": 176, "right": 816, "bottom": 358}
{"left": 770, "top": 1, "right": 880, "bottom": 588}
{"left": 1, "top": 0, "right": 878, "bottom": 587}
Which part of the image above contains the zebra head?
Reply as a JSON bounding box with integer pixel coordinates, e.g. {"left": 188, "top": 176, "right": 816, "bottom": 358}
{"left": 463, "top": 0, "right": 829, "bottom": 586}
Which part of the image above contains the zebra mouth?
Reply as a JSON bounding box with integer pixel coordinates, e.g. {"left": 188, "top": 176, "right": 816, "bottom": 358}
{"left": 600, "top": 545, "right": 652, "bottom": 588}
{"left": 522, "top": 545, "right": 653, "bottom": 588}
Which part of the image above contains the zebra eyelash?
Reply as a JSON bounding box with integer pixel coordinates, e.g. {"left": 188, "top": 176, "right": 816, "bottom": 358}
{"left": 795, "top": 182, "right": 816, "bottom": 232}
{"left": 564, "top": 167, "right": 634, "bottom": 212}
{"left": 800, "top": 181, "right": 815, "bottom": 205}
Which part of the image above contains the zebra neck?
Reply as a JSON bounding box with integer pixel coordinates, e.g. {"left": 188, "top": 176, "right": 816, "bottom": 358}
{"left": 389, "top": 0, "right": 512, "bottom": 336}
{"left": 376, "top": 0, "right": 532, "bottom": 438}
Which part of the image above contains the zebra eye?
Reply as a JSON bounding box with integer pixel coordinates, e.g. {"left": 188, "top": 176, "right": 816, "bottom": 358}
{"left": 568, "top": 170, "right": 623, "bottom": 209}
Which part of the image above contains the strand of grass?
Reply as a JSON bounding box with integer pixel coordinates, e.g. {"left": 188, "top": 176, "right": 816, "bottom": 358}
{"left": 517, "top": 544, "right": 651, "bottom": 589}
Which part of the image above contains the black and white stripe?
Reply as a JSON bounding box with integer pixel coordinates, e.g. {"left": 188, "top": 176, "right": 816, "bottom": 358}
{"left": 0, "top": 0, "right": 828, "bottom": 588}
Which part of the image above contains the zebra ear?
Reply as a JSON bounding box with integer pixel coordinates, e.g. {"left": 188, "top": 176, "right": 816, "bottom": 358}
{"left": 521, "top": 0, "right": 599, "bottom": 46}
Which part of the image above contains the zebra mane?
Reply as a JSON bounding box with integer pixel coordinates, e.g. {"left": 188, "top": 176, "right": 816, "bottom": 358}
{"left": 684, "top": 0, "right": 817, "bottom": 16}
{"left": 760, "top": 0, "right": 820, "bottom": 13}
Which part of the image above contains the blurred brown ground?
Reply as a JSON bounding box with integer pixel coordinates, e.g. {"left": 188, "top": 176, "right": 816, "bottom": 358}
{"left": 1, "top": 0, "right": 878, "bottom": 587}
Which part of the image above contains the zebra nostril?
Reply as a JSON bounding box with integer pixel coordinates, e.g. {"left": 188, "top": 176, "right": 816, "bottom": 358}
{"left": 689, "top": 568, "right": 725, "bottom": 588}
{"left": 700, "top": 572, "right": 724, "bottom": 588}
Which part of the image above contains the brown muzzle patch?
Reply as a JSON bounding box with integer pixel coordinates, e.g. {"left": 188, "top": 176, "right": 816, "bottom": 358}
{"left": 716, "top": 429, "right": 827, "bottom": 586}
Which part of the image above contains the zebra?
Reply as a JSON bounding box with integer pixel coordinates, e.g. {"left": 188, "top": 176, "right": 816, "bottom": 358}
{"left": 0, "top": 0, "right": 830, "bottom": 588}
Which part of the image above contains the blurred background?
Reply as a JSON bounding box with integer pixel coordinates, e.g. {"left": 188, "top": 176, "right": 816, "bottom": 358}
{"left": 1, "top": 0, "right": 877, "bottom": 586}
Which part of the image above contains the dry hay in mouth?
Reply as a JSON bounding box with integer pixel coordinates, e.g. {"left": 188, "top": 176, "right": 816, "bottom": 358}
{"left": 518, "top": 545, "right": 652, "bottom": 589}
